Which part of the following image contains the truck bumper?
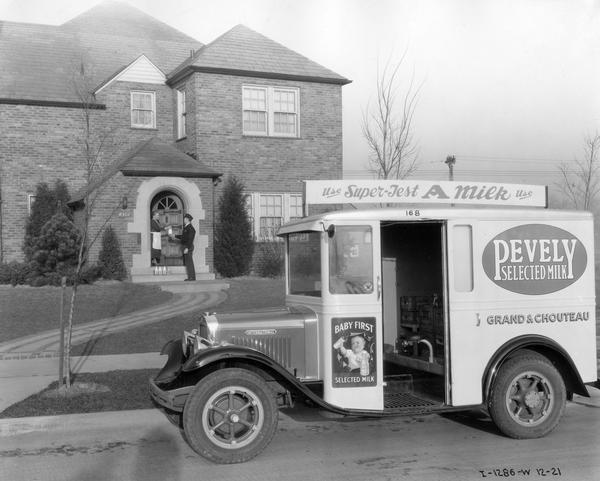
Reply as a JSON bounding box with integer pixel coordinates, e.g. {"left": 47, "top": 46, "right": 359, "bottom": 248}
{"left": 149, "top": 377, "right": 193, "bottom": 413}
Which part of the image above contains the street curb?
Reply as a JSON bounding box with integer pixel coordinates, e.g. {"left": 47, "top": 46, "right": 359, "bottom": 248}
{"left": 0, "top": 408, "right": 165, "bottom": 437}
{"left": 2, "top": 387, "right": 598, "bottom": 438}
{"left": 572, "top": 386, "right": 600, "bottom": 408}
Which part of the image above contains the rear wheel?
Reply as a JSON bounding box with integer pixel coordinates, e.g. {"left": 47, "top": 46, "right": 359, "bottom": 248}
{"left": 182, "top": 368, "right": 278, "bottom": 464}
{"left": 488, "top": 352, "right": 566, "bottom": 439}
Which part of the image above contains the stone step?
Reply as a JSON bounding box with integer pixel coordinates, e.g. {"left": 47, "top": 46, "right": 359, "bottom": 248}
{"left": 131, "top": 272, "right": 216, "bottom": 284}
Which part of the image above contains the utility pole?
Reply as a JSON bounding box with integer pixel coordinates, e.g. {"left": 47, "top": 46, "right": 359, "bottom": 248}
{"left": 445, "top": 155, "right": 456, "bottom": 181}
{"left": 445, "top": 155, "right": 456, "bottom": 207}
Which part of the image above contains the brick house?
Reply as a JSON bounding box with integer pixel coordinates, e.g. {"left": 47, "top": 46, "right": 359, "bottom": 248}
{"left": 0, "top": 1, "right": 350, "bottom": 281}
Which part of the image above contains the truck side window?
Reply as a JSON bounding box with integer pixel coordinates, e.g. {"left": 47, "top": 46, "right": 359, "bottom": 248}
{"left": 453, "top": 224, "right": 473, "bottom": 292}
{"left": 288, "top": 232, "right": 322, "bottom": 297}
{"left": 329, "top": 225, "right": 374, "bottom": 295}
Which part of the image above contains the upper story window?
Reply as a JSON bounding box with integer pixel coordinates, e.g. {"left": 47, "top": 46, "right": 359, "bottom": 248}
{"left": 176, "top": 89, "right": 186, "bottom": 139}
{"left": 131, "top": 91, "right": 156, "bottom": 129}
{"left": 242, "top": 86, "right": 299, "bottom": 137}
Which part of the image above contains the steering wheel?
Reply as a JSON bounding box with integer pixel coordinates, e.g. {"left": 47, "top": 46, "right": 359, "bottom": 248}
{"left": 345, "top": 281, "right": 366, "bottom": 294}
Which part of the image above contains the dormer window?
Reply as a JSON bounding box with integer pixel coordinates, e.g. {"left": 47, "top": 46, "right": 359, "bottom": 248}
{"left": 131, "top": 91, "right": 156, "bottom": 129}
{"left": 243, "top": 86, "right": 299, "bottom": 137}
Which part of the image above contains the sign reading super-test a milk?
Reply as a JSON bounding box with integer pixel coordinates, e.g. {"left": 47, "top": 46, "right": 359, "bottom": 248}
{"left": 304, "top": 180, "right": 547, "bottom": 207}
{"left": 482, "top": 224, "right": 587, "bottom": 295}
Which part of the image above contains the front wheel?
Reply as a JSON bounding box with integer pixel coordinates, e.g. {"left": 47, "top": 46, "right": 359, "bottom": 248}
{"left": 182, "top": 368, "right": 279, "bottom": 464}
{"left": 488, "top": 352, "right": 566, "bottom": 439}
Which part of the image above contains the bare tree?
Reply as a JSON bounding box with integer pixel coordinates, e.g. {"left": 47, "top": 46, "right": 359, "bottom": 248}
{"left": 558, "top": 133, "right": 600, "bottom": 210}
{"left": 60, "top": 61, "right": 123, "bottom": 389}
{"left": 361, "top": 51, "right": 423, "bottom": 179}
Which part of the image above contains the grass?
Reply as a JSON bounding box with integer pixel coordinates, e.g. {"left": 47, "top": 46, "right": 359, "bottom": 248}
{"left": 0, "top": 370, "right": 156, "bottom": 419}
{"left": 0, "top": 282, "right": 173, "bottom": 343}
{"left": 70, "top": 277, "right": 286, "bottom": 356}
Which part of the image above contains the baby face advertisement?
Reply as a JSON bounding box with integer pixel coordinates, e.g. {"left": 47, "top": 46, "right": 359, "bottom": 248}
{"left": 331, "top": 317, "right": 376, "bottom": 388}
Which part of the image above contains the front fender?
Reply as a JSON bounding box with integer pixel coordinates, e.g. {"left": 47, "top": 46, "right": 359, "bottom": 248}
{"left": 154, "top": 338, "right": 185, "bottom": 383}
{"left": 182, "top": 344, "right": 292, "bottom": 376}
{"left": 182, "top": 344, "right": 384, "bottom": 417}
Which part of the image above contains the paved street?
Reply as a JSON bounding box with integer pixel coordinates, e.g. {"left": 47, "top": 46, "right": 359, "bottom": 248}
{"left": 1, "top": 400, "right": 598, "bottom": 481}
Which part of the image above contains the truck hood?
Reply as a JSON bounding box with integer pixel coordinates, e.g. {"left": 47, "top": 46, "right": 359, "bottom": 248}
{"left": 212, "top": 305, "right": 316, "bottom": 333}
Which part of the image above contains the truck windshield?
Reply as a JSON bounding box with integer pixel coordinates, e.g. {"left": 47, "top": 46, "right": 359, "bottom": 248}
{"left": 288, "top": 232, "right": 322, "bottom": 297}
{"left": 329, "top": 225, "right": 374, "bottom": 295}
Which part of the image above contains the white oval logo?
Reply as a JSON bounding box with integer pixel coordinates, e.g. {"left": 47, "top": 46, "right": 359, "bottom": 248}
{"left": 482, "top": 224, "right": 587, "bottom": 295}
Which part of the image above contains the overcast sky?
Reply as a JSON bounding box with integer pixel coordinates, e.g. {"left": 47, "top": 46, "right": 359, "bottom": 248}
{"left": 1, "top": 0, "right": 599, "bottom": 188}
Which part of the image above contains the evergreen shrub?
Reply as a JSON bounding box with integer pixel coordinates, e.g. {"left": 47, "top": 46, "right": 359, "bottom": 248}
{"left": 214, "top": 176, "right": 254, "bottom": 278}
{"left": 29, "top": 213, "right": 81, "bottom": 284}
{"left": 98, "top": 225, "right": 127, "bottom": 280}
{"left": 24, "top": 180, "right": 72, "bottom": 260}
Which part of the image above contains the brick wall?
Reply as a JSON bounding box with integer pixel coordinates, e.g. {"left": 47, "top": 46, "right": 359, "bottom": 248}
{"left": 0, "top": 73, "right": 345, "bottom": 272}
{"left": 190, "top": 72, "right": 343, "bottom": 192}
{"left": 0, "top": 79, "right": 175, "bottom": 263}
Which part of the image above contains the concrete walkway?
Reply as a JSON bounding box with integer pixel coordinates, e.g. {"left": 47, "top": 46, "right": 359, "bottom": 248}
{"left": 0, "top": 281, "right": 228, "bottom": 413}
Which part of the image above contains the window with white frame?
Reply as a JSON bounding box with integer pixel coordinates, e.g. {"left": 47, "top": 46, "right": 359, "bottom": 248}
{"left": 242, "top": 86, "right": 298, "bottom": 137}
{"left": 259, "top": 194, "right": 283, "bottom": 240}
{"left": 289, "top": 194, "right": 303, "bottom": 221}
{"left": 176, "top": 89, "right": 186, "bottom": 139}
{"left": 244, "top": 194, "right": 255, "bottom": 238}
{"left": 243, "top": 87, "right": 268, "bottom": 135}
{"left": 245, "top": 193, "right": 304, "bottom": 240}
{"left": 27, "top": 194, "right": 36, "bottom": 215}
{"left": 131, "top": 91, "right": 156, "bottom": 128}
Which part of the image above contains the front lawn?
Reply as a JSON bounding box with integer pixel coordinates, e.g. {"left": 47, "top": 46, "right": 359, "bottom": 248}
{"left": 0, "top": 283, "right": 173, "bottom": 343}
{"left": 0, "top": 370, "right": 155, "bottom": 418}
{"left": 70, "top": 277, "right": 286, "bottom": 356}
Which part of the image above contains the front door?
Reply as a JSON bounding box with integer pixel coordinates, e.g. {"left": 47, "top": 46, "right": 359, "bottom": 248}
{"left": 151, "top": 192, "right": 184, "bottom": 266}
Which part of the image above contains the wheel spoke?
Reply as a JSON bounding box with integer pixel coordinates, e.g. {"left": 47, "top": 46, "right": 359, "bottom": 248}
{"left": 238, "top": 401, "right": 253, "bottom": 413}
{"left": 210, "top": 419, "right": 227, "bottom": 431}
{"left": 210, "top": 406, "right": 227, "bottom": 417}
{"left": 238, "top": 419, "right": 254, "bottom": 428}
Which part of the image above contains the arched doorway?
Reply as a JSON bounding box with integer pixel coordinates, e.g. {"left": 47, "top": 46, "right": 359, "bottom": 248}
{"left": 151, "top": 191, "right": 184, "bottom": 266}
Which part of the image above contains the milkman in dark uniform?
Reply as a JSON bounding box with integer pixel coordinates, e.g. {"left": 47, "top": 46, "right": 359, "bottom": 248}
{"left": 174, "top": 213, "right": 196, "bottom": 281}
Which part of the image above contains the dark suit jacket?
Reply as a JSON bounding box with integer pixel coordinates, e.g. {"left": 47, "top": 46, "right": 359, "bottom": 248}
{"left": 177, "top": 223, "right": 196, "bottom": 252}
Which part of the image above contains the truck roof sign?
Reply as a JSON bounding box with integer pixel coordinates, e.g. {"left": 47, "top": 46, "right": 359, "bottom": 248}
{"left": 304, "top": 180, "right": 548, "bottom": 207}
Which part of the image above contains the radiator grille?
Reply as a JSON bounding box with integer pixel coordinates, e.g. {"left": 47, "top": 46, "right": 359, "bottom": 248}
{"left": 229, "top": 336, "right": 292, "bottom": 368}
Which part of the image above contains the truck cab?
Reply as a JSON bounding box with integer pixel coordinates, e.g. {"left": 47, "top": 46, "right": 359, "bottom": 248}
{"left": 150, "top": 206, "right": 597, "bottom": 464}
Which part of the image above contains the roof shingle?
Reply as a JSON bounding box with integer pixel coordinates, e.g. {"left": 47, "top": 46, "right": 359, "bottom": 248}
{"left": 169, "top": 24, "right": 350, "bottom": 85}
{"left": 0, "top": 1, "right": 202, "bottom": 103}
{"left": 69, "top": 137, "right": 221, "bottom": 203}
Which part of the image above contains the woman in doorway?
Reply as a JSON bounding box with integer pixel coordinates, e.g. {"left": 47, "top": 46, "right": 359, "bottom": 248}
{"left": 150, "top": 210, "right": 163, "bottom": 266}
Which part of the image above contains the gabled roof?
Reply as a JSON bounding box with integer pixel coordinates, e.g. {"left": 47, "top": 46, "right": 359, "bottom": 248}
{"left": 168, "top": 24, "right": 351, "bottom": 86}
{"left": 120, "top": 137, "right": 221, "bottom": 178}
{"left": 69, "top": 138, "right": 221, "bottom": 204}
{"left": 95, "top": 55, "right": 166, "bottom": 94}
{"left": 0, "top": 1, "right": 202, "bottom": 103}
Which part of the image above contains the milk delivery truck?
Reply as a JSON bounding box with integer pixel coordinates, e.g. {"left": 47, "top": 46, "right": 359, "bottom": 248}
{"left": 150, "top": 180, "right": 597, "bottom": 464}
